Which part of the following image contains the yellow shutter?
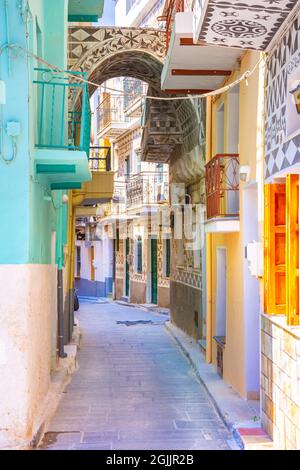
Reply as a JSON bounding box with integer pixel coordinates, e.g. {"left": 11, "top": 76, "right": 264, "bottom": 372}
{"left": 264, "top": 183, "right": 286, "bottom": 314}
{"left": 286, "top": 175, "right": 299, "bottom": 326}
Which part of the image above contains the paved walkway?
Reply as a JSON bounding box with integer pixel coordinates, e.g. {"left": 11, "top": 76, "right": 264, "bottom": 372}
{"left": 40, "top": 301, "right": 238, "bottom": 450}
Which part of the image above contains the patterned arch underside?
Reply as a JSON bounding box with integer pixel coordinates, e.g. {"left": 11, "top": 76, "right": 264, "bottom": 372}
{"left": 68, "top": 26, "right": 199, "bottom": 159}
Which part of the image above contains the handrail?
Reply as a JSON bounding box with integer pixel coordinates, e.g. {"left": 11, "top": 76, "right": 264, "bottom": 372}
{"left": 163, "top": 0, "right": 185, "bottom": 50}
{"left": 89, "top": 146, "right": 111, "bottom": 171}
{"left": 33, "top": 68, "right": 91, "bottom": 156}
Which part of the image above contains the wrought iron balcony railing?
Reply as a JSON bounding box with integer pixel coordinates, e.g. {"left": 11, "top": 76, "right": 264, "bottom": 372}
{"left": 205, "top": 154, "right": 239, "bottom": 219}
{"left": 109, "top": 171, "right": 169, "bottom": 216}
{"left": 89, "top": 146, "right": 111, "bottom": 172}
{"left": 33, "top": 68, "right": 91, "bottom": 155}
{"left": 126, "top": 171, "right": 169, "bottom": 208}
{"left": 97, "top": 94, "right": 129, "bottom": 134}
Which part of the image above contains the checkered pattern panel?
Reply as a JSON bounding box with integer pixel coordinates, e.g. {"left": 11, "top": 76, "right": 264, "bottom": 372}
{"left": 265, "top": 14, "right": 300, "bottom": 180}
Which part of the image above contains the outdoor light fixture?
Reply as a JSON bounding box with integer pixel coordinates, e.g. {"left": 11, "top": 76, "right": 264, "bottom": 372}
{"left": 239, "top": 165, "right": 251, "bottom": 183}
{"left": 290, "top": 81, "right": 300, "bottom": 114}
{"left": 62, "top": 194, "right": 69, "bottom": 204}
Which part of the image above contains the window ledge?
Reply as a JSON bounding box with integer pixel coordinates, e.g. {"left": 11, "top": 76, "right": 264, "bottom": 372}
{"left": 261, "top": 312, "right": 300, "bottom": 340}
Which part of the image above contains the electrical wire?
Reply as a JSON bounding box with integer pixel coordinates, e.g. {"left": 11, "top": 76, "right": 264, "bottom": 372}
{"left": 9, "top": 43, "right": 263, "bottom": 101}
{"left": 3, "top": 1, "right": 300, "bottom": 103}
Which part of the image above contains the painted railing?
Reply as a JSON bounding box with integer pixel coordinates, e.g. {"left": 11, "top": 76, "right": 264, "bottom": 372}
{"left": 89, "top": 146, "right": 111, "bottom": 172}
{"left": 123, "top": 82, "right": 147, "bottom": 117}
{"left": 205, "top": 154, "right": 239, "bottom": 219}
{"left": 165, "top": 0, "right": 185, "bottom": 50}
{"left": 159, "top": 0, "right": 205, "bottom": 50}
{"left": 34, "top": 68, "right": 91, "bottom": 156}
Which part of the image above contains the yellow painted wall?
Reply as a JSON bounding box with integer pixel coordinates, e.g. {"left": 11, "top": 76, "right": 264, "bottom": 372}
{"left": 207, "top": 51, "right": 264, "bottom": 398}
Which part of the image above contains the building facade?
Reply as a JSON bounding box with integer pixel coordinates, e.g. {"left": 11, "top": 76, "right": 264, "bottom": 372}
{"left": 0, "top": 0, "right": 104, "bottom": 449}
{"left": 262, "top": 10, "right": 300, "bottom": 449}
{"left": 160, "top": 0, "right": 300, "bottom": 448}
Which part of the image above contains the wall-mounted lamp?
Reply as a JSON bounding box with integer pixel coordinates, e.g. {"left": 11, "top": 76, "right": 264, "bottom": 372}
{"left": 239, "top": 165, "right": 251, "bottom": 183}
{"left": 62, "top": 194, "right": 69, "bottom": 204}
{"left": 290, "top": 82, "right": 300, "bottom": 114}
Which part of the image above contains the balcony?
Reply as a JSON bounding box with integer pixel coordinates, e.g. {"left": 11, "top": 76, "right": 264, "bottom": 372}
{"left": 205, "top": 154, "right": 240, "bottom": 233}
{"left": 33, "top": 68, "right": 91, "bottom": 190}
{"left": 73, "top": 146, "right": 114, "bottom": 209}
{"left": 97, "top": 94, "right": 141, "bottom": 141}
{"left": 100, "top": 170, "right": 169, "bottom": 223}
{"left": 126, "top": 171, "right": 169, "bottom": 211}
{"left": 124, "top": 82, "right": 148, "bottom": 119}
{"left": 193, "top": 1, "right": 297, "bottom": 51}
{"left": 160, "top": 0, "right": 242, "bottom": 93}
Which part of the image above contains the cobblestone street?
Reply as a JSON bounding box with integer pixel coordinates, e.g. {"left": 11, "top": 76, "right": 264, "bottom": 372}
{"left": 39, "top": 301, "right": 238, "bottom": 450}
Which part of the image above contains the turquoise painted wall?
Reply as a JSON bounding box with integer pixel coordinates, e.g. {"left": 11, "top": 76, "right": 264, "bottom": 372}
{"left": 0, "top": 0, "right": 69, "bottom": 265}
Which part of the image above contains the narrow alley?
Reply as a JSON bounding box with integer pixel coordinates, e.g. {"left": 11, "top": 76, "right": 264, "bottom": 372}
{"left": 39, "top": 301, "right": 237, "bottom": 451}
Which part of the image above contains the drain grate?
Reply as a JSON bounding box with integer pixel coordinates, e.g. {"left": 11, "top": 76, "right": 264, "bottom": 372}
{"left": 116, "top": 320, "right": 156, "bottom": 326}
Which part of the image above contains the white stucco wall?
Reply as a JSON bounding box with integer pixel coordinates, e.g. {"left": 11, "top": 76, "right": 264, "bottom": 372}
{"left": 0, "top": 264, "right": 52, "bottom": 448}
{"left": 75, "top": 238, "right": 113, "bottom": 283}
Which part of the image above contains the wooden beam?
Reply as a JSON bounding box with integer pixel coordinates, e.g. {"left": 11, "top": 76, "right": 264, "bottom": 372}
{"left": 164, "top": 89, "right": 212, "bottom": 95}
{"left": 180, "top": 38, "right": 205, "bottom": 46}
{"left": 171, "top": 69, "right": 232, "bottom": 76}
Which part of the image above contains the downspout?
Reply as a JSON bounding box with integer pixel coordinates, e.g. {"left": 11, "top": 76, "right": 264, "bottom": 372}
{"left": 66, "top": 190, "right": 76, "bottom": 340}
{"left": 112, "top": 221, "right": 116, "bottom": 300}
{"left": 69, "top": 205, "right": 76, "bottom": 326}
{"left": 57, "top": 192, "right": 67, "bottom": 358}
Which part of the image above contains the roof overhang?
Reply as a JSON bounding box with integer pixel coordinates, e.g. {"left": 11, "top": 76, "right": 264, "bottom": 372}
{"left": 161, "top": 12, "right": 242, "bottom": 92}
{"left": 68, "top": 0, "right": 104, "bottom": 22}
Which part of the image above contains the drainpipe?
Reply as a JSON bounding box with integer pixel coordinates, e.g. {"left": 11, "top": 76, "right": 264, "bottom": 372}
{"left": 57, "top": 192, "right": 67, "bottom": 358}
{"left": 57, "top": 268, "right": 66, "bottom": 358}
{"left": 112, "top": 221, "right": 116, "bottom": 300}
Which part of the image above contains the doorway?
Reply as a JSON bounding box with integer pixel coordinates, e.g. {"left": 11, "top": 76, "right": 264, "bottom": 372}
{"left": 151, "top": 238, "right": 158, "bottom": 304}
{"left": 216, "top": 247, "right": 227, "bottom": 337}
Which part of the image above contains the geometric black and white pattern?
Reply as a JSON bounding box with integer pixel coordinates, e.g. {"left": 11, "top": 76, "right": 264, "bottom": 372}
{"left": 68, "top": 25, "right": 199, "bottom": 164}
{"left": 199, "top": 0, "right": 298, "bottom": 51}
{"left": 265, "top": 13, "right": 300, "bottom": 180}
{"left": 174, "top": 268, "right": 202, "bottom": 291}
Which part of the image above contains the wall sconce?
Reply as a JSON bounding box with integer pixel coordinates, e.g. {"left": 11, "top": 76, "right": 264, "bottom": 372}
{"left": 239, "top": 165, "right": 251, "bottom": 183}
{"left": 290, "top": 82, "right": 300, "bottom": 114}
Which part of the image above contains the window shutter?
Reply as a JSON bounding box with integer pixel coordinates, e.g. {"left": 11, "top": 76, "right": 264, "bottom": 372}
{"left": 264, "top": 183, "right": 286, "bottom": 314}
{"left": 165, "top": 239, "right": 171, "bottom": 278}
{"left": 137, "top": 236, "right": 142, "bottom": 273}
{"left": 286, "top": 175, "right": 299, "bottom": 326}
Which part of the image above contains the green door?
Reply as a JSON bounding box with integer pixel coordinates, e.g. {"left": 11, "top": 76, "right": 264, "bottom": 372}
{"left": 125, "top": 238, "right": 130, "bottom": 297}
{"left": 151, "top": 238, "right": 158, "bottom": 304}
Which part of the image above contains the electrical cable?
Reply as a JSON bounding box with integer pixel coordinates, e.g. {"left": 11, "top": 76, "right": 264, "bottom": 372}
{"left": 8, "top": 43, "right": 264, "bottom": 101}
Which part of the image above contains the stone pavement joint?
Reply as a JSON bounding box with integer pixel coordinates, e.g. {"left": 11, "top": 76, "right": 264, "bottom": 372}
{"left": 39, "top": 301, "right": 239, "bottom": 450}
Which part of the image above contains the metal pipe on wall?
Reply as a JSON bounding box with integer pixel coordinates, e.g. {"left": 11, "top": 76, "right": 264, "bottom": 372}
{"left": 57, "top": 268, "right": 67, "bottom": 358}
